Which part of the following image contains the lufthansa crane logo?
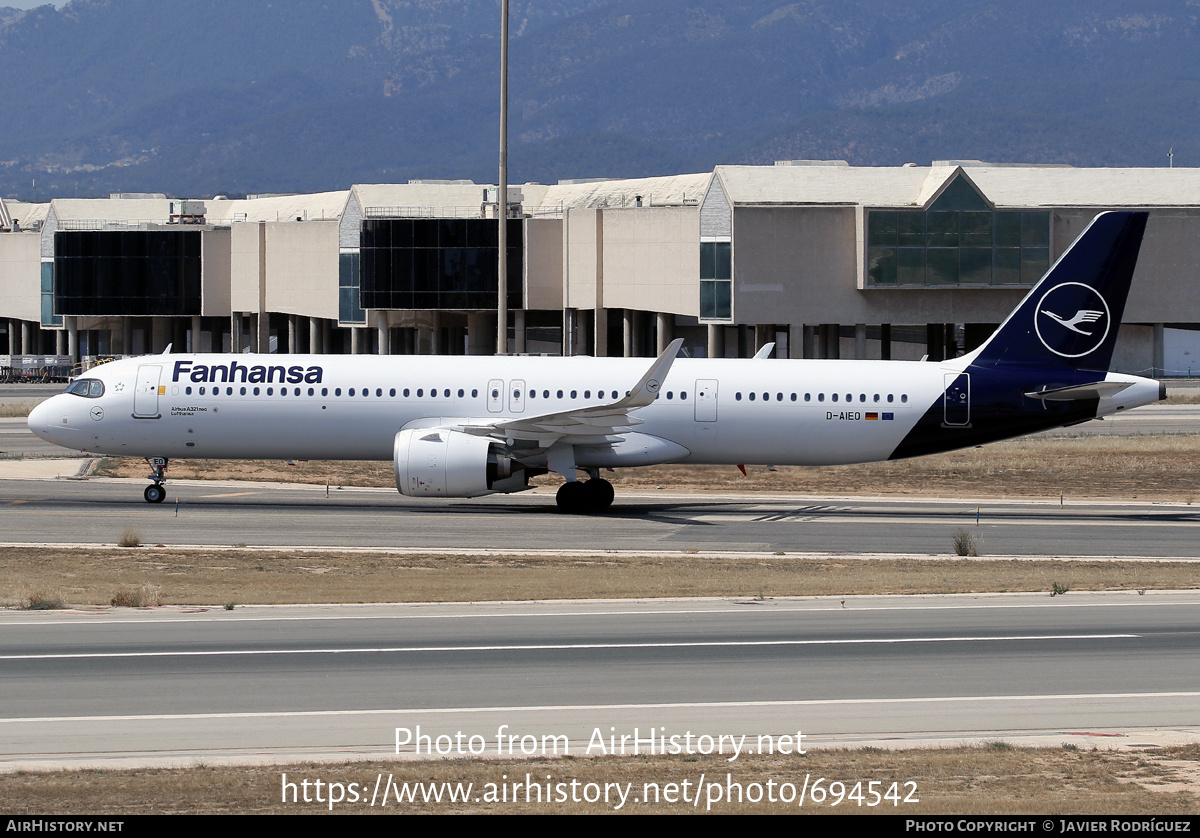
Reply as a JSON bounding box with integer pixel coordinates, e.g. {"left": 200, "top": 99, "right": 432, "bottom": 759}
{"left": 1034, "top": 282, "right": 1111, "bottom": 358}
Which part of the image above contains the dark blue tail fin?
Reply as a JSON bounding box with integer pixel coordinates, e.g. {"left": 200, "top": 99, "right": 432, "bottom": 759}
{"left": 972, "top": 211, "right": 1148, "bottom": 372}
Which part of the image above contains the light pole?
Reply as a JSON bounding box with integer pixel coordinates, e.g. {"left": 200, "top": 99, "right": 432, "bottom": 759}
{"left": 497, "top": 0, "right": 509, "bottom": 355}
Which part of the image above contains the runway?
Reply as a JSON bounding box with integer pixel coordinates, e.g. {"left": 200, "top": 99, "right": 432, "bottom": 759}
{"left": 2, "top": 475, "right": 1200, "bottom": 557}
{"left": 3, "top": 592, "right": 1198, "bottom": 769}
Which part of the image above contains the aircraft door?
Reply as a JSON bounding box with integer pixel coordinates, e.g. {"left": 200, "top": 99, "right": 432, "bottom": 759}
{"left": 694, "top": 379, "right": 718, "bottom": 422}
{"left": 133, "top": 365, "right": 163, "bottom": 418}
{"left": 943, "top": 373, "right": 970, "bottom": 426}
{"left": 487, "top": 379, "right": 504, "bottom": 413}
{"left": 508, "top": 379, "right": 526, "bottom": 413}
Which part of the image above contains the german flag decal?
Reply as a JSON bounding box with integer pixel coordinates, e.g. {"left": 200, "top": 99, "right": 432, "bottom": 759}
{"left": 865, "top": 412, "right": 879, "bottom": 420}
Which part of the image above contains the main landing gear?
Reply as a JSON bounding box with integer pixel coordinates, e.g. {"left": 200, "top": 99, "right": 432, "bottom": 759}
{"left": 144, "top": 457, "right": 168, "bottom": 504}
{"left": 555, "top": 478, "right": 615, "bottom": 514}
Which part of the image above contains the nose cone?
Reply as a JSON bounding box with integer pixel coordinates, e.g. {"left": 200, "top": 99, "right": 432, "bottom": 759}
{"left": 27, "top": 398, "right": 55, "bottom": 441}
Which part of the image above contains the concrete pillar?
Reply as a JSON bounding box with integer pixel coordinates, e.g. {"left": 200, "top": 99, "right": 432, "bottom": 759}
{"left": 1153, "top": 323, "right": 1165, "bottom": 377}
{"left": 350, "top": 326, "right": 361, "bottom": 355}
{"left": 190, "top": 316, "right": 201, "bottom": 354}
{"left": 310, "top": 318, "right": 322, "bottom": 355}
{"left": 513, "top": 310, "right": 526, "bottom": 354}
{"left": 230, "top": 315, "right": 241, "bottom": 354}
{"left": 855, "top": 323, "right": 867, "bottom": 359}
{"left": 656, "top": 312, "right": 674, "bottom": 354}
{"left": 67, "top": 318, "right": 78, "bottom": 362}
{"left": 253, "top": 313, "right": 269, "bottom": 354}
{"left": 376, "top": 313, "right": 389, "bottom": 356}
{"left": 7, "top": 320, "right": 19, "bottom": 354}
{"left": 21, "top": 321, "right": 34, "bottom": 355}
{"left": 787, "top": 324, "right": 804, "bottom": 359}
{"left": 826, "top": 324, "right": 841, "bottom": 359}
{"left": 880, "top": 323, "right": 891, "bottom": 361}
{"left": 707, "top": 324, "right": 725, "bottom": 359}
{"left": 55, "top": 329, "right": 66, "bottom": 356}
{"left": 287, "top": 315, "right": 298, "bottom": 354}
{"left": 622, "top": 310, "right": 634, "bottom": 357}
{"left": 594, "top": 308, "right": 608, "bottom": 358}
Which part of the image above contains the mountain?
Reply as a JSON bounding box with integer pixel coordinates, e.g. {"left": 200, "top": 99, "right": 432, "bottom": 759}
{"left": 1, "top": 0, "right": 1197, "bottom": 199}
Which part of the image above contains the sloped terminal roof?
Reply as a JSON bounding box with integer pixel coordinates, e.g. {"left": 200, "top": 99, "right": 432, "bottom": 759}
{"left": 539, "top": 173, "right": 713, "bottom": 211}
{"left": 714, "top": 164, "right": 1200, "bottom": 209}
{"left": 206, "top": 191, "right": 348, "bottom": 223}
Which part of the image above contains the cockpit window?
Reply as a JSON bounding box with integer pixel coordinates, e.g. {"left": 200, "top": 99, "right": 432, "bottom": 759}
{"left": 66, "top": 379, "right": 104, "bottom": 398}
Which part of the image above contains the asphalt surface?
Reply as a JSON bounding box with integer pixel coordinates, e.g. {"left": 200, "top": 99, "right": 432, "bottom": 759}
{"left": 2, "top": 476, "right": 1199, "bottom": 557}
{"left": 3, "top": 593, "right": 1198, "bottom": 769}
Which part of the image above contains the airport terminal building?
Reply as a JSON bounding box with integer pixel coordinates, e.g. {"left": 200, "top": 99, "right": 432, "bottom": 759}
{"left": 2, "top": 161, "right": 1199, "bottom": 376}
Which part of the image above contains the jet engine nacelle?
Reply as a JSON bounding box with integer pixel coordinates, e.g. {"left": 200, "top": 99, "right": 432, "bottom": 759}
{"left": 393, "top": 428, "right": 525, "bottom": 497}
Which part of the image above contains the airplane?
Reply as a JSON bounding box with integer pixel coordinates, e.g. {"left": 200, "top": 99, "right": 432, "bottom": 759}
{"left": 28, "top": 210, "right": 1163, "bottom": 513}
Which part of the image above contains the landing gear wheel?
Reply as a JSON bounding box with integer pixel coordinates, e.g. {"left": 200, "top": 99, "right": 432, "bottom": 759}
{"left": 144, "top": 484, "right": 166, "bottom": 504}
{"left": 556, "top": 479, "right": 615, "bottom": 513}
{"left": 583, "top": 478, "right": 615, "bottom": 511}
{"left": 556, "top": 481, "right": 588, "bottom": 514}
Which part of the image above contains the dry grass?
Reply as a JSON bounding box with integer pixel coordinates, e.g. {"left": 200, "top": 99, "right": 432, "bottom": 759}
{"left": 18, "top": 587, "right": 65, "bottom": 610}
{"left": 109, "top": 583, "right": 161, "bottom": 608}
{"left": 117, "top": 528, "right": 142, "bottom": 548}
{"left": 93, "top": 433, "right": 1200, "bottom": 502}
{"left": 2, "top": 745, "right": 1196, "bottom": 814}
{"left": 2, "top": 546, "right": 1197, "bottom": 607}
{"left": 0, "top": 402, "right": 35, "bottom": 418}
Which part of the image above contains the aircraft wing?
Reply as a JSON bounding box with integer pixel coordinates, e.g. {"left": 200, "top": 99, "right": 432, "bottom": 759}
{"left": 460, "top": 338, "right": 684, "bottom": 448}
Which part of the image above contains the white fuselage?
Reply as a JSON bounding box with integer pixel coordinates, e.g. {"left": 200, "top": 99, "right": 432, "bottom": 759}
{"left": 27, "top": 352, "right": 1160, "bottom": 469}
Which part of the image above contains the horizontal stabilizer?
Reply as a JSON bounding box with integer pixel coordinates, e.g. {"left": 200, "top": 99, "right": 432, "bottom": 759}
{"left": 1024, "top": 381, "right": 1133, "bottom": 401}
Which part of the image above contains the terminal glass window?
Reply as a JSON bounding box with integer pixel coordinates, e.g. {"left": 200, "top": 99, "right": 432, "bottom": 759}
{"left": 359, "top": 218, "right": 523, "bottom": 310}
{"left": 867, "top": 176, "right": 1049, "bottom": 287}
{"left": 54, "top": 230, "right": 201, "bottom": 316}
{"left": 338, "top": 251, "right": 365, "bottom": 324}
{"left": 700, "top": 240, "right": 732, "bottom": 320}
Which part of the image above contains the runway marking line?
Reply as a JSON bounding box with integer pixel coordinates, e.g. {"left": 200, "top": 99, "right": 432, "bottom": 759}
{"left": 0, "top": 633, "right": 1138, "bottom": 661}
{"left": 4, "top": 691, "right": 1199, "bottom": 726}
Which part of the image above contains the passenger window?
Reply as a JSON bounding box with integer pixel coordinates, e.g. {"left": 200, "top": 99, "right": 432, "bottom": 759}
{"left": 349, "top": 388, "right": 355, "bottom": 397}
{"left": 335, "top": 388, "right": 342, "bottom": 396}
{"left": 680, "top": 392, "right": 687, "bottom": 400}
{"left": 790, "top": 393, "right": 797, "bottom": 401}
{"left": 254, "top": 387, "right": 261, "bottom": 396}
{"left": 831, "top": 393, "right": 838, "bottom": 402}
{"left": 443, "top": 389, "right": 450, "bottom": 398}
{"left": 457, "top": 389, "right": 464, "bottom": 398}
{"left": 241, "top": 387, "right": 247, "bottom": 395}
{"left": 584, "top": 390, "right": 591, "bottom": 399}
{"left": 901, "top": 394, "right": 908, "bottom": 403}
{"left": 296, "top": 388, "right": 302, "bottom": 396}
{"left": 376, "top": 388, "right": 382, "bottom": 397}
{"left": 417, "top": 389, "right": 424, "bottom": 397}
{"left": 818, "top": 393, "right": 825, "bottom": 402}
{"left": 471, "top": 389, "right": 478, "bottom": 398}
{"left": 390, "top": 388, "right": 396, "bottom": 397}
{"left": 570, "top": 390, "right": 577, "bottom": 398}
{"left": 267, "top": 387, "right": 274, "bottom": 395}
{"left": 873, "top": 394, "right": 880, "bottom": 403}
{"left": 185, "top": 386, "right": 192, "bottom": 395}
{"left": 735, "top": 393, "right": 742, "bottom": 401}
{"left": 666, "top": 392, "right": 674, "bottom": 400}
{"left": 543, "top": 390, "right": 550, "bottom": 399}
{"left": 776, "top": 393, "right": 783, "bottom": 401}
{"left": 859, "top": 394, "right": 866, "bottom": 402}
{"left": 887, "top": 394, "right": 894, "bottom": 403}
{"left": 404, "top": 389, "right": 410, "bottom": 397}
{"left": 749, "top": 392, "right": 756, "bottom": 401}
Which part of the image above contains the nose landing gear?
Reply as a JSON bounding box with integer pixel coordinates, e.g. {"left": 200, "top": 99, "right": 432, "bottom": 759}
{"left": 144, "top": 457, "right": 168, "bottom": 503}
